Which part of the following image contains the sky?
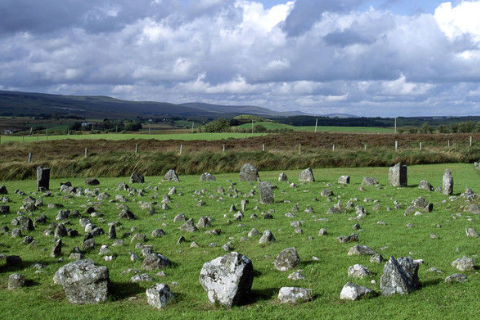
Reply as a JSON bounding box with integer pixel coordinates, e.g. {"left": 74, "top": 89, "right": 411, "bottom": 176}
{"left": 1, "top": 0, "right": 480, "bottom": 117}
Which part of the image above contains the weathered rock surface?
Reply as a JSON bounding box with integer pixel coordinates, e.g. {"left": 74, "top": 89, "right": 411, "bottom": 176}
{"left": 199, "top": 252, "right": 254, "bottom": 307}
{"left": 445, "top": 273, "right": 468, "bottom": 283}
{"left": 388, "top": 163, "right": 407, "bottom": 187}
{"left": 340, "top": 282, "right": 373, "bottom": 301}
{"left": 274, "top": 247, "right": 300, "bottom": 271}
{"left": 85, "top": 178, "right": 100, "bottom": 186}
{"left": 164, "top": 169, "right": 179, "bottom": 182}
{"left": 8, "top": 273, "right": 26, "bottom": 290}
{"left": 53, "top": 259, "right": 110, "bottom": 304}
{"left": 239, "top": 164, "right": 259, "bottom": 181}
{"left": 361, "top": 177, "right": 379, "bottom": 186}
{"left": 338, "top": 176, "right": 350, "bottom": 184}
{"left": 146, "top": 283, "right": 175, "bottom": 309}
{"left": 418, "top": 180, "right": 434, "bottom": 191}
{"left": 278, "top": 287, "right": 312, "bottom": 304}
{"left": 130, "top": 172, "right": 145, "bottom": 184}
{"left": 259, "top": 181, "right": 274, "bottom": 204}
{"left": 259, "top": 230, "right": 275, "bottom": 244}
{"left": 142, "top": 253, "right": 172, "bottom": 271}
{"left": 348, "top": 264, "right": 371, "bottom": 278}
{"left": 299, "top": 168, "right": 315, "bottom": 182}
{"left": 200, "top": 173, "right": 216, "bottom": 181}
{"left": 380, "top": 256, "right": 420, "bottom": 296}
{"left": 442, "top": 169, "right": 454, "bottom": 195}
{"left": 451, "top": 256, "right": 475, "bottom": 271}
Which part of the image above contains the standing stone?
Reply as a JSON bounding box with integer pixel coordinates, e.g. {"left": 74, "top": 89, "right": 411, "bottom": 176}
{"left": 418, "top": 180, "right": 434, "bottom": 191}
{"left": 37, "top": 167, "right": 50, "bottom": 191}
{"left": 200, "top": 173, "right": 216, "bottom": 181}
{"left": 338, "top": 176, "right": 350, "bottom": 184}
{"left": 8, "top": 273, "right": 26, "bottom": 290}
{"left": 239, "top": 163, "right": 259, "bottom": 181}
{"left": 274, "top": 247, "right": 300, "bottom": 271}
{"left": 146, "top": 283, "right": 175, "bottom": 309}
{"left": 50, "top": 239, "right": 62, "bottom": 257}
{"left": 199, "top": 252, "right": 254, "bottom": 307}
{"left": 19, "top": 216, "right": 34, "bottom": 231}
{"left": 259, "top": 181, "right": 274, "bottom": 204}
{"left": 278, "top": 172, "right": 288, "bottom": 181}
{"left": 380, "top": 256, "right": 420, "bottom": 296}
{"left": 299, "top": 168, "right": 315, "bottom": 182}
{"left": 259, "top": 230, "right": 275, "bottom": 244}
{"left": 108, "top": 225, "right": 116, "bottom": 239}
{"left": 54, "top": 223, "right": 68, "bottom": 238}
{"left": 130, "top": 172, "right": 145, "bottom": 184}
{"left": 164, "top": 169, "right": 179, "bottom": 182}
{"left": 179, "top": 219, "right": 198, "bottom": 232}
{"left": 0, "top": 205, "right": 9, "bottom": 214}
{"left": 53, "top": 259, "right": 110, "bottom": 304}
{"left": 0, "top": 185, "right": 8, "bottom": 194}
{"left": 442, "top": 169, "right": 454, "bottom": 195}
{"left": 388, "top": 163, "right": 407, "bottom": 187}
{"left": 278, "top": 287, "right": 312, "bottom": 303}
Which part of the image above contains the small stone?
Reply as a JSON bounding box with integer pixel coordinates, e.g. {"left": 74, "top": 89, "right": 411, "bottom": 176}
{"left": 278, "top": 287, "right": 312, "bottom": 304}
{"left": 340, "top": 282, "right": 373, "bottom": 301}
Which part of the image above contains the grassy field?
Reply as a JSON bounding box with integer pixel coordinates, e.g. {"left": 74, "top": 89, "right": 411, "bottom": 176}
{"left": 237, "top": 122, "right": 394, "bottom": 133}
{"left": 0, "top": 163, "right": 479, "bottom": 319}
{"left": 0, "top": 132, "right": 267, "bottom": 143}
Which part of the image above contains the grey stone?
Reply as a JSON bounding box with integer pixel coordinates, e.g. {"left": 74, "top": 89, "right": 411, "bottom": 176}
{"left": 337, "top": 234, "right": 359, "bottom": 244}
{"left": 274, "top": 247, "right": 300, "bottom": 271}
{"left": 288, "top": 271, "right": 306, "bottom": 280}
{"left": 451, "top": 256, "right": 475, "bottom": 271}
{"left": 142, "top": 253, "right": 172, "bottom": 271}
{"left": 445, "top": 273, "right": 468, "bottom": 283}
{"left": 130, "top": 172, "right": 145, "bottom": 184}
{"left": 418, "top": 180, "right": 434, "bottom": 191}
{"left": 248, "top": 228, "right": 259, "bottom": 237}
{"left": 152, "top": 229, "right": 166, "bottom": 237}
{"left": 19, "top": 216, "right": 34, "bottom": 231}
{"left": 8, "top": 273, "right": 26, "bottom": 290}
{"left": 259, "top": 230, "right": 275, "bottom": 244}
{"left": 348, "top": 264, "right": 371, "bottom": 278}
{"left": 442, "top": 169, "right": 454, "bottom": 195}
{"left": 318, "top": 228, "right": 327, "bottom": 236}
{"left": 370, "top": 253, "right": 385, "bottom": 263}
{"left": 53, "top": 259, "right": 109, "bottom": 304}
{"left": 278, "top": 172, "right": 288, "bottom": 181}
{"left": 118, "top": 209, "right": 135, "bottom": 220}
{"left": 239, "top": 163, "right": 259, "bottom": 181}
{"left": 278, "top": 287, "right": 312, "bottom": 304}
{"left": 54, "top": 223, "right": 68, "bottom": 238}
{"left": 380, "top": 256, "right": 420, "bottom": 296}
{"left": 0, "top": 185, "right": 8, "bottom": 194}
{"left": 173, "top": 214, "right": 187, "bottom": 222}
{"left": 50, "top": 239, "right": 62, "bottom": 257}
{"left": 130, "top": 273, "right": 154, "bottom": 283}
{"left": 200, "top": 173, "right": 216, "bottom": 181}
{"left": 196, "top": 217, "right": 211, "bottom": 229}
{"left": 108, "top": 225, "right": 116, "bottom": 239}
{"left": 299, "top": 168, "right": 314, "bottom": 182}
{"left": 11, "top": 228, "right": 22, "bottom": 238}
{"left": 164, "top": 169, "right": 179, "bottom": 182}
{"left": 338, "top": 175, "right": 350, "bottom": 184}
{"left": 388, "top": 163, "right": 407, "bottom": 187}
{"left": 179, "top": 219, "right": 198, "bottom": 232}
{"left": 85, "top": 178, "right": 100, "bottom": 186}
{"left": 361, "top": 177, "right": 379, "bottom": 186}
{"left": 0, "top": 205, "right": 10, "bottom": 214}
{"left": 465, "top": 228, "right": 479, "bottom": 237}
{"left": 340, "top": 282, "right": 373, "bottom": 301}
{"left": 259, "top": 181, "right": 274, "bottom": 204}
{"left": 321, "top": 189, "right": 334, "bottom": 197}
{"left": 37, "top": 167, "right": 50, "bottom": 191}
{"left": 199, "top": 252, "right": 254, "bottom": 307}
{"left": 146, "top": 283, "right": 175, "bottom": 309}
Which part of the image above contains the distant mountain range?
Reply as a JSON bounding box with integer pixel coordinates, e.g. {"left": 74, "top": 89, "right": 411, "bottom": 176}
{"left": 0, "top": 90, "right": 310, "bottom": 119}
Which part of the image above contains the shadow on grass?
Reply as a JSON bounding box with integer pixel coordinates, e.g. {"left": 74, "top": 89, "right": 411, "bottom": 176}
{"left": 421, "top": 279, "right": 442, "bottom": 288}
{"left": 109, "top": 281, "right": 145, "bottom": 301}
{"left": 243, "top": 287, "right": 279, "bottom": 305}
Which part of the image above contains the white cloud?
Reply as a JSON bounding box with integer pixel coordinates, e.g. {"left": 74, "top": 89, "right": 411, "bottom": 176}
{"left": 435, "top": 1, "right": 480, "bottom": 43}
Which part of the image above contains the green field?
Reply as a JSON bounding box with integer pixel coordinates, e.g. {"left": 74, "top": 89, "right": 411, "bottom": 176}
{"left": 237, "top": 122, "right": 394, "bottom": 133}
{"left": 0, "top": 132, "right": 267, "bottom": 143}
{"left": 0, "top": 163, "right": 479, "bottom": 319}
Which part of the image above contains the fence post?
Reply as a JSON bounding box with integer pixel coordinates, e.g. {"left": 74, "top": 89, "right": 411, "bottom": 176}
{"left": 448, "top": 140, "right": 450, "bottom": 148}
{"left": 135, "top": 143, "right": 139, "bottom": 155}
{"left": 223, "top": 144, "right": 225, "bottom": 153}
{"left": 364, "top": 144, "right": 367, "bottom": 152}
{"left": 28, "top": 153, "right": 32, "bottom": 163}
{"left": 262, "top": 143, "right": 265, "bottom": 152}
{"left": 420, "top": 142, "right": 422, "bottom": 150}
{"left": 85, "top": 148, "right": 88, "bottom": 158}
{"left": 179, "top": 144, "right": 183, "bottom": 155}
{"left": 395, "top": 141, "right": 398, "bottom": 152}
{"left": 470, "top": 136, "right": 473, "bottom": 147}
{"left": 332, "top": 144, "right": 335, "bottom": 152}
{"left": 298, "top": 143, "right": 301, "bottom": 155}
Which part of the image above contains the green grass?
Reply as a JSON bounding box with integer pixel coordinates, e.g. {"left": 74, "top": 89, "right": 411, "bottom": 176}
{"left": 0, "top": 163, "right": 479, "bottom": 319}
{"left": 0, "top": 132, "right": 267, "bottom": 143}
{"left": 237, "top": 122, "right": 394, "bottom": 133}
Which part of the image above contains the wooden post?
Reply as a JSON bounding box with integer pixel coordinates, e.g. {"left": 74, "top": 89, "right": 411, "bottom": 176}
{"left": 332, "top": 144, "right": 335, "bottom": 152}
{"left": 364, "top": 144, "right": 367, "bottom": 152}
{"left": 298, "top": 143, "right": 301, "bottom": 155}
{"left": 222, "top": 144, "right": 225, "bottom": 153}
{"left": 470, "top": 136, "right": 473, "bottom": 147}
{"left": 420, "top": 142, "right": 422, "bottom": 150}
{"left": 85, "top": 148, "right": 88, "bottom": 158}
{"left": 28, "top": 153, "right": 32, "bottom": 163}
{"left": 0, "top": 135, "right": 2, "bottom": 144}
{"left": 262, "top": 143, "right": 265, "bottom": 152}
{"left": 135, "top": 143, "right": 139, "bottom": 155}
{"left": 179, "top": 144, "right": 183, "bottom": 155}
{"left": 395, "top": 141, "right": 398, "bottom": 152}
{"left": 36, "top": 136, "right": 39, "bottom": 142}
{"left": 448, "top": 140, "right": 450, "bottom": 148}
{"left": 116, "top": 125, "right": 118, "bottom": 133}
{"left": 314, "top": 118, "right": 318, "bottom": 133}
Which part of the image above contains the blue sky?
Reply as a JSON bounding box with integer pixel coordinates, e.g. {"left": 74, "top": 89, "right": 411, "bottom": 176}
{"left": 1, "top": 0, "right": 480, "bottom": 117}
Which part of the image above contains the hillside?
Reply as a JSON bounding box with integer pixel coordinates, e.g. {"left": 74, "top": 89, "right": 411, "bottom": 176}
{"left": 0, "top": 90, "right": 304, "bottom": 119}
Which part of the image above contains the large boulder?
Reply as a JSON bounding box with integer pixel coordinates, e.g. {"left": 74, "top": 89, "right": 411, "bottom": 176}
{"left": 380, "top": 256, "right": 420, "bottom": 296}
{"left": 338, "top": 176, "right": 350, "bottom": 184}
{"left": 442, "top": 169, "right": 454, "bottom": 195}
{"left": 142, "top": 253, "right": 172, "bottom": 271}
{"left": 239, "top": 164, "right": 259, "bottom": 181}
{"left": 199, "top": 252, "right": 254, "bottom": 307}
{"left": 146, "top": 283, "right": 175, "bottom": 309}
{"left": 53, "top": 259, "right": 109, "bottom": 304}
{"left": 299, "top": 168, "right": 315, "bottom": 182}
{"left": 37, "top": 167, "right": 50, "bottom": 191}
{"left": 274, "top": 247, "right": 300, "bottom": 271}
{"left": 361, "top": 177, "right": 379, "bottom": 186}
{"left": 418, "top": 180, "right": 434, "bottom": 191}
{"left": 0, "top": 185, "right": 8, "bottom": 194}
{"left": 130, "top": 172, "right": 145, "bottom": 184}
{"left": 451, "top": 256, "right": 476, "bottom": 271}
{"left": 164, "top": 169, "right": 179, "bottom": 182}
{"left": 388, "top": 163, "right": 407, "bottom": 187}
{"left": 259, "top": 181, "right": 274, "bottom": 204}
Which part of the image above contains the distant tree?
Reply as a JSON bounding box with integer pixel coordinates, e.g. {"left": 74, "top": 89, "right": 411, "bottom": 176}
{"left": 475, "top": 121, "right": 480, "bottom": 132}
{"left": 204, "top": 118, "right": 231, "bottom": 133}
{"left": 420, "top": 122, "right": 433, "bottom": 134}
{"left": 254, "top": 124, "right": 267, "bottom": 133}
{"left": 459, "top": 121, "right": 475, "bottom": 133}
{"left": 436, "top": 124, "right": 450, "bottom": 134}
{"left": 450, "top": 123, "right": 459, "bottom": 133}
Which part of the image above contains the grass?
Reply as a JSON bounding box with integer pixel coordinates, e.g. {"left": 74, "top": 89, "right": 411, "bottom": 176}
{"left": 0, "top": 163, "right": 479, "bottom": 319}
{"left": 0, "top": 132, "right": 267, "bottom": 143}
{"left": 237, "top": 122, "right": 394, "bottom": 133}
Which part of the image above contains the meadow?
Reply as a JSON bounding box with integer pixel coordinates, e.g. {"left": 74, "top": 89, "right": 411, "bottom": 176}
{"left": 0, "top": 163, "right": 479, "bottom": 319}
{"left": 236, "top": 122, "right": 394, "bottom": 133}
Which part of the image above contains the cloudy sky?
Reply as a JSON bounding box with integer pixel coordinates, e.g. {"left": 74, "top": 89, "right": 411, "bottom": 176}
{"left": 1, "top": 0, "right": 480, "bottom": 117}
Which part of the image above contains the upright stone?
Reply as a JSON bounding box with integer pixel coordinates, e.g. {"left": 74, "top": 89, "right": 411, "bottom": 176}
{"left": 299, "top": 168, "right": 315, "bottom": 182}
{"left": 50, "top": 239, "right": 62, "bottom": 257}
{"left": 164, "top": 169, "right": 179, "bottom": 182}
{"left": 239, "top": 163, "right": 259, "bottom": 181}
{"left": 146, "top": 283, "right": 175, "bottom": 309}
{"left": 338, "top": 176, "right": 350, "bottom": 184}
{"left": 442, "top": 169, "right": 454, "bottom": 195}
{"left": 259, "top": 181, "right": 274, "bottom": 204}
{"left": 278, "top": 172, "right": 288, "bottom": 181}
{"left": 37, "top": 167, "right": 50, "bottom": 191}
{"left": 130, "top": 172, "right": 145, "bottom": 184}
{"left": 108, "top": 225, "right": 116, "bottom": 239}
{"left": 380, "top": 256, "right": 420, "bottom": 296}
{"left": 388, "top": 163, "right": 407, "bottom": 187}
{"left": 0, "top": 185, "right": 8, "bottom": 194}
{"left": 274, "top": 247, "right": 300, "bottom": 271}
{"left": 199, "top": 252, "right": 254, "bottom": 307}
{"left": 53, "top": 259, "right": 110, "bottom": 304}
